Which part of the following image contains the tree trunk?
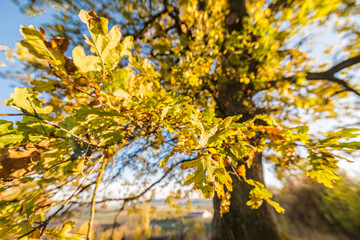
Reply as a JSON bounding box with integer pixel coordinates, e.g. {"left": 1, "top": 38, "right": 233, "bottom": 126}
{"left": 211, "top": 1, "right": 287, "bottom": 238}
{"left": 211, "top": 153, "right": 285, "bottom": 240}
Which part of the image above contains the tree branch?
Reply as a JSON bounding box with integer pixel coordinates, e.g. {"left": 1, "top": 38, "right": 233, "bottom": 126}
{"left": 269, "top": 0, "right": 293, "bottom": 13}
{"left": 306, "top": 74, "right": 360, "bottom": 97}
{"left": 325, "top": 54, "right": 360, "bottom": 75}
{"left": 110, "top": 202, "right": 126, "bottom": 240}
{"left": 72, "top": 158, "right": 195, "bottom": 204}
{"left": 268, "top": 55, "right": 360, "bottom": 96}
{"left": 13, "top": 104, "right": 91, "bottom": 145}
{"left": 306, "top": 55, "right": 360, "bottom": 97}
{"left": 17, "top": 155, "right": 104, "bottom": 239}
{"left": 0, "top": 113, "right": 25, "bottom": 116}
{"left": 132, "top": 7, "right": 169, "bottom": 40}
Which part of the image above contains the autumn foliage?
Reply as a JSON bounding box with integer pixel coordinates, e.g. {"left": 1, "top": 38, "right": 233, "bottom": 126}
{"left": 1, "top": 0, "right": 360, "bottom": 239}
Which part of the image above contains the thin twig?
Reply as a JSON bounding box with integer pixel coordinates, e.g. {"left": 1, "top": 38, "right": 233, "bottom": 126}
{"left": 110, "top": 202, "right": 126, "bottom": 240}
{"left": 306, "top": 74, "right": 360, "bottom": 97}
{"left": 27, "top": 97, "right": 49, "bottom": 136}
{"left": 132, "top": 7, "right": 169, "bottom": 40}
{"left": 17, "top": 155, "right": 104, "bottom": 239}
{"left": 13, "top": 104, "right": 91, "bottom": 145}
{"left": 86, "top": 157, "right": 108, "bottom": 240}
{"left": 81, "top": 158, "right": 196, "bottom": 204}
{"left": 0, "top": 113, "right": 25, "bottom": 116}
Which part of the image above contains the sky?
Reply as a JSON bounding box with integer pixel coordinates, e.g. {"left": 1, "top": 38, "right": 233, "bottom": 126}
{"left": 0, "top": 0, "right": 359, "bottom": 189}
{"left": 0, "top": 0, "right": 51, "bottom": 118}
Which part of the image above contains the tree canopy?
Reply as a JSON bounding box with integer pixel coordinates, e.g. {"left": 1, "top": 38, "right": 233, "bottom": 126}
{"left": 1, "top": 0, "right": 360, "bottom": 239}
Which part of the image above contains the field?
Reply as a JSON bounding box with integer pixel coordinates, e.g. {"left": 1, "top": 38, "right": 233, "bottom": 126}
{"left": 71, "top": 199, "right": 213, "bottom": 240}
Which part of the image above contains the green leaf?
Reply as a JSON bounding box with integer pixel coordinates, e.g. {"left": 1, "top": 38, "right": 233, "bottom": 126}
{"left": 229, "top": 144, "right": 245, "bottom": 159}
{"left": 184, "top": 166, "right": 205, "bottom": 186}
{"left": 106, "top": 68, "right": 129, "bottom": 92}
{"left": 79, "top": 10, "right": 108, "bottom": 37}
{"left": 200, "top": 184, "right": 215, "bottom": 198}
{"left": 324, "top": 142, "right": 360, "bottom": 150}
{"left": 102, "top": 25, "right": 122, "bottom": 69}
{"left": 219, "top": 116, "right": 233, "bottom": 129}
{"left": 45, "top": 221, "right": 84, "bottom": 240}
{"left": 306, "top": 167, "right": 340, "bottom": 188}
{"left": 254, "top": 114, "right": 276, "bottom": 126}
{"left": 76, "top": 10, "right": 130, "bottom": 73}
{"left": 17, "top": 116, "right": 53, "bottom": 139}
{"left": 75, "top": 105, "right": 122, "bottom": 120}
{"left": 181, "top": 158, "right": 201, "bottom": 169}
{"left": 0, "top": 120, "right": 24, "bottom": 147}
{"left": 245, "top": 179, "right": 284, "bottom": 213}
{"left": 158, "top": 150, "right": 176, "bottom": 168}
{"left": 13, "top": 220, "right": 33, "bottom": 238}
{"left": 161, "top": 106, "right": 172, "bottom": 120}
{"left": 198, "top": 124, "right": 219, "bottom": 148}
{"left": 20, "top": 26, "right": 50, "bottom": 59}
{"left": 325, "top": 128, "right": 360, "bottom": 139}
{"left": 3, "top": 87, "right": 53, "bottom": 115}
{"left": 183, "top": 155, "right": 217, "bottom": 199}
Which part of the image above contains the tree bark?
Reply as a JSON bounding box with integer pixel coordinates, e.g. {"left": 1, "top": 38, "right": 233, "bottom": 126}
{"left": 211, "top": 81, "right": 286, "bottom": 239}
{"left": 211, "top": 1, "right": 287, "bottom": 239}
{"left": 211, "top": 154, "right": 285, "bottom": 240}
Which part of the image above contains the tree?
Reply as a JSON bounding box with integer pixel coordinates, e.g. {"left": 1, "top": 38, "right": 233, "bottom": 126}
{"left": 1, "top": 0, "right": 360, "bottom": 239}
{"left": 277, "top": 173, "right": 360, "bottom": 239}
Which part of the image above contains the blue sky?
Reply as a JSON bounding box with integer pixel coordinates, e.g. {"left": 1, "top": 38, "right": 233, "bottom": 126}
{"left": 0, "top": 0, "right": 51, "bottom": 118}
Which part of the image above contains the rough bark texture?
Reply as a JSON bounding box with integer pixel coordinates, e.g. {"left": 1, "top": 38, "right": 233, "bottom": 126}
{"left": 211, "top": 0, "right": 286, "bottom": 239}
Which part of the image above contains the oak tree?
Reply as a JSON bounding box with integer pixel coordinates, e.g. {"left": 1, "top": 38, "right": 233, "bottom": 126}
{"left": 1, "top": 0, "right": 360, "bottom": 239}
